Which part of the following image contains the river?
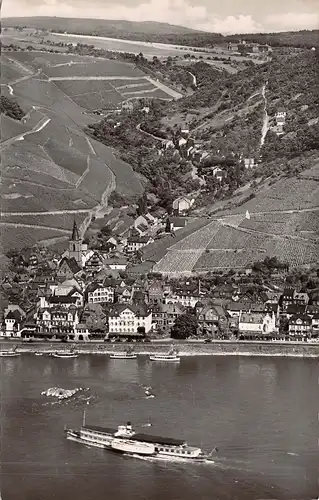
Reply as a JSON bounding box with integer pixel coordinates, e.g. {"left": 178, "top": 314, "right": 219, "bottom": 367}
{"left": 0, "top": 355, "right": 318, "bottom": 499}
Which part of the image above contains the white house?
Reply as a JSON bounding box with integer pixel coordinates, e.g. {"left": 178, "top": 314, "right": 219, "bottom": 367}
{"left": 3, "top": 310, "right": 22, "bottom": 337}
{"left": 108, "top": 304, "right": 152, "bottom": 335}
{"left": 172, "top": 196, "right": 195, "bottom": 215}
{"left": 164, "top": 139, "right": 175, "bottom": 149}
{"left": 275, "top": 108, "right": 287, "bottom": 123}
{"left": 126, "top": 235, "right": 153, "bottom": 253}
{"left": 165, "top": 293, "right": 201, "bottom": 309}
{"left": 212, "top": 167, "right": 224, "bottom": 181}
{"left": 238, "top": 312, "right": 276, "bottom": 335}
{"left": 244, "top": 158, "right": 256, "bottom": 169}
{"left": 102, "top": 258, "right": 128, "bottom": 270}
{"left": 87, "top": 282, "right": 115, "bottom": 304}
{"left": 178, "top": 137, "right": 187, "bottom": 148}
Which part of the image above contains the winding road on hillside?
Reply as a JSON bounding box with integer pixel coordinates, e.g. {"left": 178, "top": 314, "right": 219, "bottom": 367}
{"left": 260, "top": 81, "right": 269, "bottom": 148}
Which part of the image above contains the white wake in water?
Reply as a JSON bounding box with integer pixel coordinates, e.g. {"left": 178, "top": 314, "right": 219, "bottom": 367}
{"left": 41, "top": 387, "right": 86, "bottom": 400}
{"left": 41, "top": 387, "right": 97, "bottom": 407}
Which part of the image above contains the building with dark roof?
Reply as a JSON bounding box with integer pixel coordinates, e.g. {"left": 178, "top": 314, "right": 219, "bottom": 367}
{"left": 57, "top": 257, "right": 82, "bottom": 280}
{"left": 288, "top": 314, "right": 312, "bottom": 337}
{"left": 126, "top": 236, "right": 154, "bottom": 253}
{"left": 108, "top": 303, "right": 152, "bottom": 336}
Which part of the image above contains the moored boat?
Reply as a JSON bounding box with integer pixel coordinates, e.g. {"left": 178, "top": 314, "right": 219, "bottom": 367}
{"left": 0, "top": 346, "right": 20, "bottom": 357}
{"left": 65, "top": 417, "right": 214, "bottom": 462}
{"left": 110, "top": 347, "right": 137, "bottom": 359}
{"left": 52, "top": 350, "right": 78, "bottom": 358}
{"left": 149, "top": 346, "right": 180, "bottom": 362}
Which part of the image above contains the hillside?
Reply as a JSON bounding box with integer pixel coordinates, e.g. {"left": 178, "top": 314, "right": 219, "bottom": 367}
{"left": 2, "top": 17, "right": 206, "bottom": 37}
{"left": 87, "top": 50, "right": 318, "bottom": 210}
{"left": 3, "top": 18, "right": 318, "bottom": 48}
{"left": 146, "top": 163, "right": 319, "bottom": 276}
{"left": 0, "top": 50, "right": 151, "bottom": 251}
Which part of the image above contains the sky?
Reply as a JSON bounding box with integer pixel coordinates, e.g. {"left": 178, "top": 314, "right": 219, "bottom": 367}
{"left": 2, "top": 0, "right": 319, "bottom": 34}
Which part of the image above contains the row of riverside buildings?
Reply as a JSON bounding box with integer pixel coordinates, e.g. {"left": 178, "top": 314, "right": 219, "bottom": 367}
{"left": 1, "top": 221, "right": 318, "bottom": 341}
{"left": 1, "top": 271, "right": 319, "bottom": 341}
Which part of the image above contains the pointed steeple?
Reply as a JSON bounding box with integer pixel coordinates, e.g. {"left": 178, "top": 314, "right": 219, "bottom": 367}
{"left": 71, "top": 219, "right": 80, "bottom": 241}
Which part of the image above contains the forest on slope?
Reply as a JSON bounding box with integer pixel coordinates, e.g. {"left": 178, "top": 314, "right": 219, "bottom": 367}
{"left": 87, "top": 48, "right": 318, "bottom": 211}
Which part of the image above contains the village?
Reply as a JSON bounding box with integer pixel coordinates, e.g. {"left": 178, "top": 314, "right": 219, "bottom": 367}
{"left": 1, "top": 216, "right": 318, "bottom": 343}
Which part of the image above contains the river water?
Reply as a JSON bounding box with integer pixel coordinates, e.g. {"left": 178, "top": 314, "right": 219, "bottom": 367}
{"left": 0, "top": 354, "right": 318, "bottom": 499}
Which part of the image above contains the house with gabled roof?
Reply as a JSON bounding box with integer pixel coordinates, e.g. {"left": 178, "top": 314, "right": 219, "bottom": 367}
{"left": 102, "top": 257, "right": 128, "bottom": 270}
{"left": 288, "top": 314, "right": 312, "bottom": 337}
{"left": 3, "top": 309, "right": 23, "bottom": 337}
{"left": 57, "top": 257, "right": 82, "bottom": 280}
{"left": 84, "top": 250, "right": 105, "bottom": 272}
{"left": 197, "top": 302, "right": 229, "bottom": 336}
{"left": 108, "top": 303, "right": 152, "bottom": 337}
{"left": 86, "top": 280, "right": 115, "bottom": 305}
{"left": 170, "top": 217, "right": 188, "bottom": 230}
{"left": 239, "top": 312, "right": 276, "bottom": 335}
{"left": 152, "top": 302, "right": 185, "bottom": 333}
{"left": 172, "top": 196, "right": 195, "bottom": 215}
{"left": 116, "top": 286, "right": 132, "bottom": 304}
{"left": 126, "top": 235, "right": 153, "bottom": 253}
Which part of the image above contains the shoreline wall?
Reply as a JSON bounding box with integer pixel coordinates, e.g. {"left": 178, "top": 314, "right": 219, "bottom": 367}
{"left": 3, "top": 341, "right": 319, "bottom": 358}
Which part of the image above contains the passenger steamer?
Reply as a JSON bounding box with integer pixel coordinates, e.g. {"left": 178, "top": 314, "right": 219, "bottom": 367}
{"left": 65, "top": 418, "right": 213, "bottom": 462}
{"left": 149, "top": 346, "right": 180, "bottom": 362}
{"left": 52, "top": 350, "right": 78, "bottom": 358}
{"left": 110, "top": 348, "right": 137, "bottom": 359}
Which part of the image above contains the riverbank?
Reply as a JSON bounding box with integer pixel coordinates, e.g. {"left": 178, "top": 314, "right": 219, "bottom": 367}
{"left": 2, "top": 341, "right": 319, "bottom": 358}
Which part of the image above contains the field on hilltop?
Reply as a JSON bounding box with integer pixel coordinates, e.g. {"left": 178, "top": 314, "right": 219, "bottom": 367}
{"left": 3, "top": 51, "right": 176, "bottom": 113}
{"left": 1, "top": 50, "right": 148, "bottom": 251}
{"left": 150, "top": 164, "right": 319, "bottom": 276}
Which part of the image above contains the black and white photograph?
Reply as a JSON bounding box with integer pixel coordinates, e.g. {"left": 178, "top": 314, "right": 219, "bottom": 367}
{"left": 0, "top": 1, "right": 318, "bottom": 499}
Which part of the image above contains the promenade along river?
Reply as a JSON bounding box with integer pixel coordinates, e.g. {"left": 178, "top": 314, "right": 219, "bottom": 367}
{"left": 0, "top": 354, "right": 318, "bottom": 500}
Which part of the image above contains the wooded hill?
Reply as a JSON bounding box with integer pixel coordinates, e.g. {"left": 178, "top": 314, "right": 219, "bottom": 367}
{"left": 3, "top": 17, "right": 318, "bottom": 48}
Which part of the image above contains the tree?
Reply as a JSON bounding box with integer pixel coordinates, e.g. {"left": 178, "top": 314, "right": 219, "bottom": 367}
{"left": 171, "top": 313, "right": 198, "bottom": 340}
{"left": 165, "top": 217, "right": 171, "bottom": 233}
{"left": 0, "top": 96, "right": 25, "bottom": 121}
{"left": 137, "top": 193, "right": 148, "bottom": 215}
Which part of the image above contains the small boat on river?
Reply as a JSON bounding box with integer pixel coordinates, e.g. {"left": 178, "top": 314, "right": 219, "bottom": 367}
{"left": 149, "top": 346, "right": 180, "bottom": 362}
{"left": 52, "top": 350, "right": 78, "bottom": 358}
{"left": 0, "top": 346, "right": 20, "bottom": 357}
{"left": 110, "top": 347, "right": 137, "bottom": 359}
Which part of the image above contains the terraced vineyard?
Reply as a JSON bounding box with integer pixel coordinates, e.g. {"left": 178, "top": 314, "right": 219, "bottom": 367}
{"left": 239, "top": 211, "right": 319, "bottom": 239}
{"left": 169, "top": 221, "right": 220, "bottom": 251}
{"left": 1, "top": 50, "right": 147, "bottom": 250}
{"left": 207, "top": 226, "right": 251, "bottom": 249}
{"left": 194, "top": 249, "right": 263, "bottom": 271}
{"left": 0, "top": 225, "right": 70, "bottom": 253}
{"left": 45, "top": 59, "right": 145, "bottom": 79}
{"left": 151, "top": 165, "right": 319, "bottom": 275}
{"left": 220, "top": 177, "right": 319, "bottom": 216}
{"left": 153, "top": 250, "right": 203, "bottom": 275}
{"left": 0, "top": 213, "right": 86, "bottom": 231}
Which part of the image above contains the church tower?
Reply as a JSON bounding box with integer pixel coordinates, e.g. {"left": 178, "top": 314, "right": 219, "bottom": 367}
{"left": 68, "top": 220, "right": 83, "bottom": 266}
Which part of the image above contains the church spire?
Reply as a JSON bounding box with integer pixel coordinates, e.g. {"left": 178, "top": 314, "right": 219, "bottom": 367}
{"left": 71, "top": 219, "right": 80, "bottom": 241}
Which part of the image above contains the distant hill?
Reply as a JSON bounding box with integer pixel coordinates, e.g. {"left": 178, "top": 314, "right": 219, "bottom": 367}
{"left": 2, "top": 17, "right": 207, "bottom": 37}
{"left": 3, "top": 18, "right": 318, "bottom": 48}
{"left": 225, "top": 30, "right": 319, "bottom": 49}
